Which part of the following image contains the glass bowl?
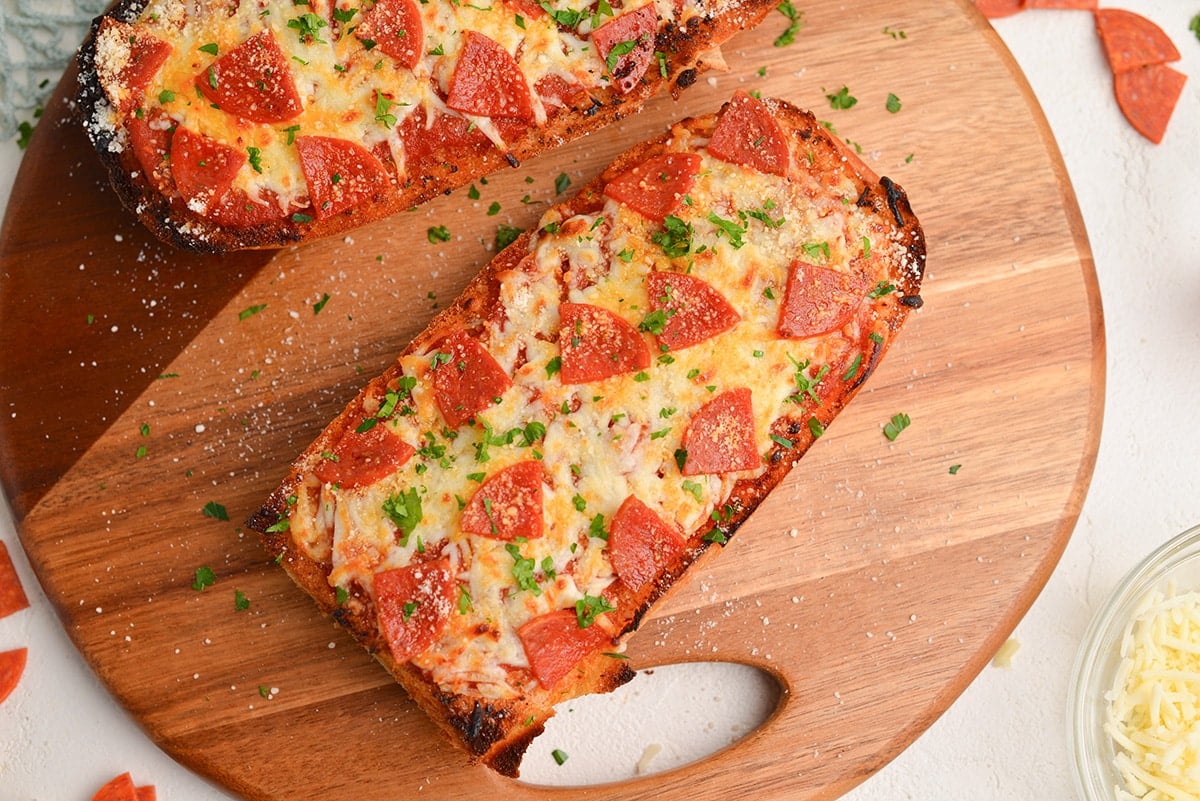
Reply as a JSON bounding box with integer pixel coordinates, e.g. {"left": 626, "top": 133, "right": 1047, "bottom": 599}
{"left": 1069, "top": 523, "right": 1200, "bottom": 801}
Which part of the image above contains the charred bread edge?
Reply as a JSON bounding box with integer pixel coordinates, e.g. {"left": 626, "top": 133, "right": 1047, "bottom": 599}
{"left": 246, "top": 96, "right": 926, "bottom": 776}
{"left": 76, "top": 0, "right": 778, "bottom": 253}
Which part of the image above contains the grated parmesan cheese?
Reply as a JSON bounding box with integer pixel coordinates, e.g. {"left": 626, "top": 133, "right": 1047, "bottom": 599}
{"left": 1106, "top": 584, "right": 1200, "bottom": 801}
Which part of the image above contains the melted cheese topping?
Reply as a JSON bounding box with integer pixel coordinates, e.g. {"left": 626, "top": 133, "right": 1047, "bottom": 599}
{"left": 283, "top": 121, "right": 913, "bottom": 699}
{"left": 1107, "top": 584, "right": 1200, "bottom": 800}
{"left": 91, "top": 0, "right": 705, "bottom": 214}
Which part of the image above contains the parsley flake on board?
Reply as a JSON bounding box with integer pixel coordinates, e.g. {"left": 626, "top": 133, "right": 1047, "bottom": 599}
{"left": 886, "top": 93, "right": 902, "bottom": 114}
{"left": 496, "top": 224, "right": 525, "bottom": 250}
{"left": 826, "top": 86, "right": 858, "bottom": 110}
{"left": 239, "top": 304, "right": 267, "bottom": 320}
{"left": 313, "top": 292, "right": 331, "bottom": 314}
{"left": 883, "top": 412, "right": 911, "bottom": 441}
{"left": 203, "top": 501, "right": 230, "bottom": 521}
{"left": 774, "top": 0, "right": 804, "bottom": 47}
{"left": 552, "top": 749, "right": 569, "bottom": 765}
{"left": 427, "top": 224, "right": 451, "bottom": 243}
{"left": 234, "top": 589, "right": 250, "bottom": 611}
{"left": 192, "top": 566, "right": 216, "bottom": 591}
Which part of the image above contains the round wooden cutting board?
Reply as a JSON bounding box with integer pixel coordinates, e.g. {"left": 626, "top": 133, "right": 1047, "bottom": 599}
{"left": 0, "top": 2, "right": 1102, "bottom": 800}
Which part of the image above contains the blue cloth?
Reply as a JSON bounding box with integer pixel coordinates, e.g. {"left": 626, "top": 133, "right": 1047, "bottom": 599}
{"left": 0, "top": 0, "right": 108, "bottom": 140}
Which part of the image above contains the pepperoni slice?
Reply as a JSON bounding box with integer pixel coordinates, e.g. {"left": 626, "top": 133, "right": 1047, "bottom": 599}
{"left": 1095, "top": 9, "right": 1181, "bottom": 74}
{"left": 194, "top": 31, "right": 302, "bottom": 124}
{"left": 707, "top": 91, "right": 791, "bottom": 176}
{"left": 535, "top": 74, "right": 590, "bottom": 112}
{"left": 681, "top": 387, "right": 759, "bottom": 476}
{"left": 608, "top": 495, "right": 687, "bottom": 593}
{"left": 399, "top": 106, "right": 495, "bottom": 175}
{"left": 356, "top": 0, "right": 424, "bottom": 70}
{"left": 558, "top": 302, "right": 651, "bottom": 384}
{"left": 0, "top": 542, "right": 30, "bottom": 619}
{"left": 295, "top": 135, "right": 392, "bottom": 220}
{"left": 1026, "top": 0, "right": 1093, "bottom": 7}
{"left": 312, "top": 417, "right": 415, "bottom": 489}
{"left": 208, "top": 188, "right": 289, "bottom": 228}
{"left": 1114, "top": 64, "right": 1187, "bottom": 145}
{"left": 972, "top": 0, "right": 1024, "bottom": 17}
{"left": 461, "top": 461, "right": 544, "bottom": 541}
{"left": 375, "top": 558, "right": 455, "bottom": 662}
{"left": 169, "top": 127, "right": 246, "bottom": 213}
{"left": 505, "top": 0, "right": 547, "bottom": 21}
{"left": 603, "top": 152, "right": 701, "bottom": 223}
{"left": 429, "top": 330, "right": 513, "bottom": 428}
{"left": 778, "top": 261, "right": 865, "bottom": 339}
{"left": 591, "top": 5, "right": 658, "bottom": 94}
{"left": 645, "top": 271, "right": 740, "bottom": 351}
{"left": 0, "top": 647, "right": 26, "bottom": 707}
{"left": 446, "top": 31, "right": 535, "bottom": 124}
{"left": 135, "top": 786, "right": 156, "bottom": 801}
{"left": 127, "top": 111, "right": 174, "bottom": 194}
{"left": 518, "top": 609, "right": 611, "bottom": 689}
{"left": 98, "top": 19, "right": 173, "bottom": 115}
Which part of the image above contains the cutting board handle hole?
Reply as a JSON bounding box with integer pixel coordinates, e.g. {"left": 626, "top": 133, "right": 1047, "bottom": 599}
{"left": 516, "top": 661, "right": 782, "bottom": 786}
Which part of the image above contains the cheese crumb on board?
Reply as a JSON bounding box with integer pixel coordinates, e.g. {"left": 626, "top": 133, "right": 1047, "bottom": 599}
{"left": 991, "top": 637, "right": 1020, "bottom": 669}
{"left": 1106, "top": 584, "right": 1200, "bottom": 801}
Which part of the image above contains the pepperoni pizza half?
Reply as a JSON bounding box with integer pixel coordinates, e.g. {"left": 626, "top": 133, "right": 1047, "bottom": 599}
{"left": 248, "top": 93, "right": 926, "bottom": 775}
{"left": 77, "top": 0, "right": 775, "bottom": 252}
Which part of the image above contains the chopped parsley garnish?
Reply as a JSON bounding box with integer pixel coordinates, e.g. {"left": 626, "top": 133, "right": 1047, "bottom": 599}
{"left": 247, "top": 146, "right": 264, "bottom": 173}
{"left": 288, "top": 12, "right": 328, "bottom": 43}
{"left": 841, "top": 353, "right": 864, "bottom": 382}
{"left": 588, "top": 513, "right": 608, "bottom": 541}
{"left": 554, "top": 172, "right": 571, "bottom": 194}
{"left": 652, "top": 215, "right": 693, "bottom": 258}
{"left": 638, "top": 309, "right": 672, "bottom": 336}
{"left": 868, "top": 280, "right": 897, "bottom": 299}
{"left": 382, "top": 487, "right": 423, "bottom": 545}
{"left": 487, "top": 201, "right": 501, "bottom": 216}
{"left": 707, "top": 212, "right": 746, "bottom": 248}
{"left": 552, "top": 749, "right": 570, "bottom": 765}
{"left": 826, "top": 86, "right": 857, "bottom": 110}
{"left": 202, "top": 501, "right": 230, "bottom": 521}
{"left": 158, "top": 89, "right": 176, "bottom": 104}
{"left": 802, "top": 241, "right": 831, "bottom": 261}
{"left": 234, "top": 589, "right": 250, "bottom": 611}
{"left": 198, "top": 42, "right": 219, "bottom": 55}
{"left": 545, "top": 356, "right": 562, "bottom": 378}
{"left": 374, "top": 90, "right": 398, "bottom": 127}
{"left": 506, "top": 543, "right": 541, "bottom": 595}
{"left": 239, "top": 304, "right": 267, "bottom": 320}
{"left": 427, "top": 224, "right": 451, "bottom": 243}
{"left": 682, "top": 480, "right": 704, "bottom": 501}
{"left": 883, "top": 412, "right": 911, "bottom": 441}
{"left": 572, "top": 494, "right": 587, "bottom": 512}
{"left": 886, "top": 92, "right": 902, "bottom": 114}
{"left": 496, "top": 224, "right": 525, "bottom": 250}
{"left": 949, "top": 464, "right": 963, "bottom": 475}
{"left": 576, "top": 594, "right": 616, "bottom": 628}
{"left": 604, "top": 37, "right": 640, "bottom": 74}
{"left": 192, "top": 566, "right": 216, "bottom": 591}
{"left": 457, "top": 585, "right": 473, "bottom": 614}
{"left": 335, "top": 586, "right": 350, "bottom": 605}
{"left": 773, "top": 0, "right": 804, "bottom": 47}
{"left": 807, "top": 416, "right": 825, "bottom": 438}
{"left": 313, "top": 292, "right": 331, "bottom": 314}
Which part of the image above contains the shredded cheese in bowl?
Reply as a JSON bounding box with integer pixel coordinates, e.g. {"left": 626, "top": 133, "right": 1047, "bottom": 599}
{"left": 1070, "top": 524, "right": 1200, "bottom": 801}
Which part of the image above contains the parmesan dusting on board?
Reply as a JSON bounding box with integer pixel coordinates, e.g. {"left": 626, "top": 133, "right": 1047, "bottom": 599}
{"left": 1106, "top": 584, "right": 1200, "bottom": 801}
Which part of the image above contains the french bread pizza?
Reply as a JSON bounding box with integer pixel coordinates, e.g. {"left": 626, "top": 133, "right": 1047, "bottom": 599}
{"left": 76, "top": 0, "right": 776, "bottom": 252}
{"left": 247, "top": 93, "right": 926, "bottom": 775}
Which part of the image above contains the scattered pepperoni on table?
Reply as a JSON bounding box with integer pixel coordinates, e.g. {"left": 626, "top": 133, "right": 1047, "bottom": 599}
{"left": 707, "top": 91, "right": 791, "bottom": 176}
{"left": 1113, "top": 64, "right": 1187, "bottom": 145}
{"left": 590, "top": 5, "right": 658, "bottom": 95}
{"left": 461, "top": 461, "right": 545, "bottom": 541}
{"left": 90, "top": 772, "right": 157, "bottom": 801}
{"left": 0, "top": 541, "right": 30, "bottom": 619}
{"left": 603, "top": 152, "right": 702, "bottom": 223}
{"left": 375, "top": 558, "right": 456, "bottom": 662}
{"left": 778, "top": 261, "right": 865, "bottom": 339}
{"left": 558, "top": 302, "right": 651, "bottom": 384}
{"left": 429, "top": 330, "right": 514, "bottom": 428}
{"left": 681, "top": 387, "right": 760, "bottom": 476}
{"left": 645, "top": 271, "right": 740, "bottom": 351}
{"left": 0, "top": 647, "right": 27, "bottom": 707}
{"left": 446, "top": 31, "right": 535, "bottom": 124}
{"left": 312, "top": 416, "right": 415, "bottom": 489}
{"left": 356, "top": 0, "right": 425, "bottom": 70}
{"left": 194, "top": 30, "right": 302, "bottom": 124}
{"left": 168, "top": 127, "right": 246, "bottom": 212}
{"left": 296, "top": 135, "right": 393, "bottom": 220}
{"left": 1025, "top": 0, "right": 1095, "bottom": 9}
{"left": 1094, "top": 8, "right": 1181, "bottom": 73}
{"left": 608, "top": 495, "right": 687, "bottom": 593}
{"left": 972, "top": 0, "right": 1024, "bottom": 18}
{"left": 518, "top": 609, "right": 612, "bottom": 689}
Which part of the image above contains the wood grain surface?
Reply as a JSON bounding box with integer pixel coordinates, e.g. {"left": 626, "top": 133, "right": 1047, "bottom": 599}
{"left": 0, "top": 1, "right": 1103, "bottom": 800}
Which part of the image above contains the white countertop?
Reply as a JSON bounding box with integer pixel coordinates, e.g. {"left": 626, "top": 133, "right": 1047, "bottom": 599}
{"left": 2, "top": 3, "right": 1199, "bottom": 799}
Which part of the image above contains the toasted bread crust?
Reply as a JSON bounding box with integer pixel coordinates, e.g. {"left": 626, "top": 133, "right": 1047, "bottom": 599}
{"left": 76, "top": 0, "right": 777, "bottom": 252}
{"left": 247, "top": 96, "right": 925, "bottom": 775}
